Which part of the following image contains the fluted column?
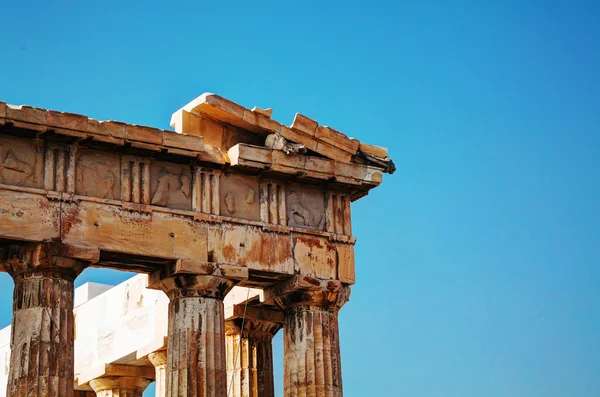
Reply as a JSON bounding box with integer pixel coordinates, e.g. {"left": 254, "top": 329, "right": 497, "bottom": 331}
{"left": 225, "top": 316, "right": 282, "bottom": 397}
{"left": 0, "top": 242, "right": 98, "bottom": 397}
{"left": 151, "top": 272, "right": 239, "bottom": 397}
{"left": 267, "top": 276, "right": 350, "bottom": 397}
{"left": 148, "top": 349, "right": 168, "bottom": 397}
{"left": 89, "top": 377, "right": 152, "bottom": 397}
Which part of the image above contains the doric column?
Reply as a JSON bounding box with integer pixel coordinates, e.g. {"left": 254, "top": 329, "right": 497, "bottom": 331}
{"left": 148, "top": 260, "right": 247, "bottom": 397}
{"left": 266, "top": 276, "right": 350, "bottom": 397}
{"left": 0, "top": 242, "right": 98, "bottom": 397}
{"left": 148, "top": 349, "right": 168, "bottom": 397}
{"left": 225, "top": 308, "right": 283, "bottom": 397}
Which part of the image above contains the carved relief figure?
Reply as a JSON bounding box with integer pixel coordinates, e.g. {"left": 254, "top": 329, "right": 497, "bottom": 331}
{"left": 225, "top": 192, "right": 236, "bottom": 214}
{"left": 287, "top": 191, "right": 325, "bottom": 229}
{"left": 224, "top": 187, "right": 255, "bottom": 215}
{"left": 219, "top": 174, "right": 260, "bottom": 221}
{"left": 246, "top": 188, "right": 255, "bottom": 204}
{"left": 80, "top": 164, "right": 117, "bottom": 199}
{"left": 0, "top": 150, "right": 34, "bottom": 186}
{"left": 151, "top": 169, "right": 191, "bottom": 206}
{"left": 76, "top": 151, "right": 120, "bottom": 199}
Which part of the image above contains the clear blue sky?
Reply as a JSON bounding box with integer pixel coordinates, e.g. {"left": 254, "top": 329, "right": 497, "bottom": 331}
{"left": 1, "top": 1, "right": 599, "bottom": 396}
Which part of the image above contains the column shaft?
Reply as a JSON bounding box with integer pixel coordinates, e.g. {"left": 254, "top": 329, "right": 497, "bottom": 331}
{"left": 8, "top": 270, "right": 75, "bottom": 397}
{"left": 148, "top": 350, "right": 168, "bottom": 397}
{"left": 226, "top": 330, "right": 276, "bottom": 397}
{"left": 264, "top": 277, "right": 349, "bottom": 396}
{"left": 284, "top": 305, "right": 343, "bottom": 397}
{"left": 167, "top": 295, "right": 227, "bottom": 397}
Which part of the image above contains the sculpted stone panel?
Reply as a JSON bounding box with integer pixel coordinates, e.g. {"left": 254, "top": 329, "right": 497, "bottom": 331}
{"left": 219, "top": 173, "right": 260, "bottom": 221}
{"left": 76, "top": 149, "right": 120, "bottom": 200}
{"left": 286, "top": 183, "right": 326, "bottom": 231}
{"left": 150, "top": 161, "right": 192, "bottom": 210}
{"left": 0, "top": 135, "right": 43, "bottom": 188}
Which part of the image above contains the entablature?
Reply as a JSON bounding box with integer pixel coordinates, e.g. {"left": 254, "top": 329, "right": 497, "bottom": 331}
{"left": 0, "top": 94, "right": 391, "bottom": 287}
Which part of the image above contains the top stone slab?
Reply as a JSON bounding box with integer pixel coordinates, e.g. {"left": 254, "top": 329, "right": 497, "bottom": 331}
{"left": 170, "top": 93, "right": 394, "bottom": 170}
{"left": 0, "top": 93, "right": 393, "bottom": 192}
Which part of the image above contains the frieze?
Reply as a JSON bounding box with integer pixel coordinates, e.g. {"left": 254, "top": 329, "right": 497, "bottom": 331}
{"left": 0, "top": 135, "right": 44, "bottom": 189}
{"left": 220, "top": 173, "right": 260, "bottom": 221}
{"left": 0, "top": 135, "right": 352, "bottom": 235}
{"left": 76, "top": 149, "right": 120, "bottom": 200}
{"left": 150, "top": 161, "right": 192, "bottom": 211}
{"left": 286, "top": 183, "right": 326, "bottom": 231}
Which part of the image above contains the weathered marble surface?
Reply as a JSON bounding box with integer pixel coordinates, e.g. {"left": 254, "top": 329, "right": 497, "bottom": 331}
{"left": 0, "top": 92, "right": 391, "bottom": 396}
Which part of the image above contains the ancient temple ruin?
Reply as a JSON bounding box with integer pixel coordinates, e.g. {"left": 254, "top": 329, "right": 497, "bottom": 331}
{"left": 0, "top": 93, "right": 393, "bottom": 396}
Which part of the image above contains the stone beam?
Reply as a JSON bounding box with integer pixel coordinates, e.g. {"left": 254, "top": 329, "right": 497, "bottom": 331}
{"left": 228, "top": 143, "right": 383, "bottom": 188}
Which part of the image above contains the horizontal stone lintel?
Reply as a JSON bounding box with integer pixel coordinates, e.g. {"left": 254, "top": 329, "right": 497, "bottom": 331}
{"left": 225, "top": 304, "right": 285, "bottom": 324}
{"left": 78, "top": 363, "right": 155, "bottom": 386}
{"left": 262, "top": 275, "right": 343, "bottom": 303}
{"left": 0, "top": 188, "right": 357, "bottom": 285}
{"left": 0, "top": 184, "right": 356, "bottom": 243}
{"left": 228, "top": 143, "right": 383, "bottom": 189}
{"left": 147, "top": 260, "right": 249, "bottom": 288}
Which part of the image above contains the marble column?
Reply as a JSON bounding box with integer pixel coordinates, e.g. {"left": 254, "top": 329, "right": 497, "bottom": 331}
{"left": 225, "top": 316, "right": 282, "bottom": 397}
{"left": 148, "top": 349, "right": 168, "bottom": 397}
{"left": 0, "top": 242, "right": 98, "bottom": 397}
{"left": 89, "top": 377, "right": 152, "bottom": 397}
{"left": 268, "top": 277, "right": 350, "bottom": 397}
{"left": 154, "top": 274, "right": 237, "bottom": 397}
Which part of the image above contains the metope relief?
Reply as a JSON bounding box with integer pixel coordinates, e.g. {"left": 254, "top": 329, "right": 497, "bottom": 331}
{"left": 75, "top": 150, "right": 120, "bottom": 200}
{"left": 150, "top": 161, "right": 192, "bottom": 210}
{"left": 287, "top": 183, "right": 326, "bottom": 231}
{"left": 219, "top": 173, "right": 260, "bottom": 221}
{"left": 0, "top": 135, "right": 43, "bottom": 188}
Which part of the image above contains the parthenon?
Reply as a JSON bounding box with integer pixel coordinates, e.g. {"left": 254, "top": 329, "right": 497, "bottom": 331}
{"left": 0, "top": 93, "right": 393, "bottom": 396}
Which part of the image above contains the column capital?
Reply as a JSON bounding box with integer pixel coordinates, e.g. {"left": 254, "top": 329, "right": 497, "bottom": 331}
{"left": 148, "top": 259, "right": 248, "bottom": 299}
{"left": 148, "top": 349, "right": 167, "bottom": 368}
{"left": 263, "top": 276, "right": 351, "bottom": 312}
{"left": 81, "top": 364, "right": 154, "bottom": 396}
{"left": 0, "top": 241, "right": 99, "bottom": 280}
{"left": 89, "top": 377, "right": 152, "bottom": 395}
{"left": 147, "top": 349, "right": 168, "bottom": 397}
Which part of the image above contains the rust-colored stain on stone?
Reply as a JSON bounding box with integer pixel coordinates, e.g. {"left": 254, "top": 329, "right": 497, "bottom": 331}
{"left": 0, "top": 93, "right": 391, "bottom": 397}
